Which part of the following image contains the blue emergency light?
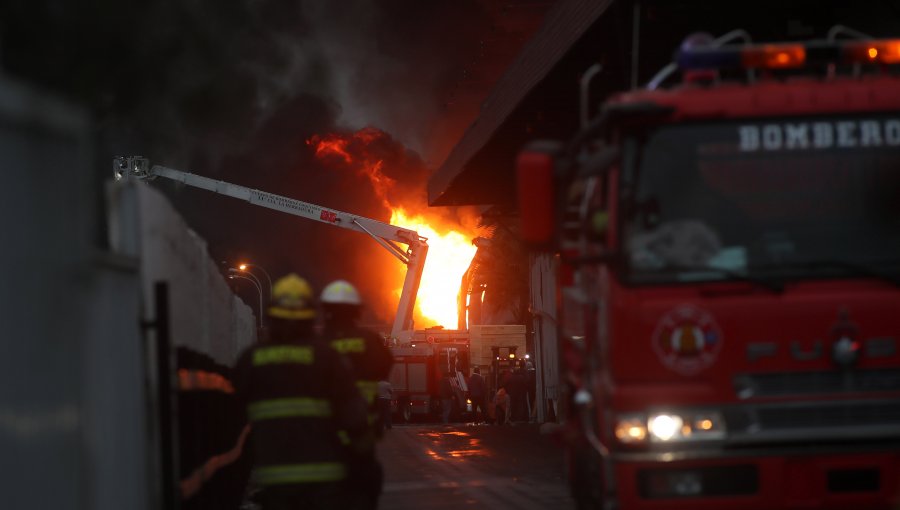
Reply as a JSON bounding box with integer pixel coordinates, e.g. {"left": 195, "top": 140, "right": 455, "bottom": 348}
{"left": 677, "top": 39, "right": 900, "bottom": 71}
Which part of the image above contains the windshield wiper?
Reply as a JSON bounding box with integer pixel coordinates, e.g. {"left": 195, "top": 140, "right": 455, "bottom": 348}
{"left": 771, "top": 259, "right": 900, "bottom": 288}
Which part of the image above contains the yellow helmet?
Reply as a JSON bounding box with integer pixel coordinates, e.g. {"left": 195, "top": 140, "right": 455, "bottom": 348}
{"left": 268, "top": 273, "right": 316, "bottom": 320}
{"left": 320, "top": 280, "right": 362, "bottom": 306}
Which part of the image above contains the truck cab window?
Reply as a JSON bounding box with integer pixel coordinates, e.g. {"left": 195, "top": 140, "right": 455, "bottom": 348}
{"left": 623, "top": 116, "right": 900, "bottom": 285}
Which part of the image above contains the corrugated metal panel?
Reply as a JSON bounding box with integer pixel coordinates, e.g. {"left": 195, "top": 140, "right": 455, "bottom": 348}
{"left": 429, "top": 0, "right": 614, "bottom": 205}
{"left": 530, "top": 254, "right": 559, "bottom": 422}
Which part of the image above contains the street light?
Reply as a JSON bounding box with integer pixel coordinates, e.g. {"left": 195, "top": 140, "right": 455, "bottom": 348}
{"left": 230, "top": 267, "right": 264, "bottom": 298}
{"left": 237, "top": 262, "right": 272, "bottom": 298}
{"left": 228, "top": 273, "right": 264, "bottom": 330}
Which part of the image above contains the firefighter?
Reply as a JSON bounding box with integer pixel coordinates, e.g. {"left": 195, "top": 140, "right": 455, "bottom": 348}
{"left": 467, "top": 366, "right": 487, "bottom": 423}
{"left": 234, "top": 273, "right": 367, "bottom": 510}
{"left": 439, "top": 371, "right": 454, "bottom": 424}
{"left": 320, "top": 279, "right": 393, "bottom": 510}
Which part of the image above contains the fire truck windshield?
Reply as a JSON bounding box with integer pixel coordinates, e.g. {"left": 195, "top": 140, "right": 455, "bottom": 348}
{"left": 622, "top": 115, "right": 900, "bottom": 286}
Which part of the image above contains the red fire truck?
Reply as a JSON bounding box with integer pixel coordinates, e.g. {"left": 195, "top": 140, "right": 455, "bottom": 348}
{"left": 389, "top": 328, "right": 471, "bottom": 422}
{"left": 517, "top": 30, "right": 900, "bottom": 510}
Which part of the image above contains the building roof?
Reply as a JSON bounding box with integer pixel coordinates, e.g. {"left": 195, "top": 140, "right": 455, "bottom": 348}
{"left": 427, "top": 0, "right": 900, "bottom": 208}
{"left": 428, "top": 0, "right": 613, "bottom": 206}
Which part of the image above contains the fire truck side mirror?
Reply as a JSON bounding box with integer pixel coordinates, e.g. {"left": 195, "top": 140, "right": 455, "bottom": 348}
{"left": 516, "top": 140, "right": 563, "bottom": 250}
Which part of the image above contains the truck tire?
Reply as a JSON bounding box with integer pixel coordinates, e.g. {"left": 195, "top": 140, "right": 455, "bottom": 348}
{"left": 400, "top": 400, "right": 412, "bottom": 423}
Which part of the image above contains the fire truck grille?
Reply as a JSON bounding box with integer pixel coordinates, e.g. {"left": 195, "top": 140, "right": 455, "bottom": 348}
{"left": 755, "top": 401, "right": 900, "bottom": 430}
{"left": 723, "top": 398, "right": 900, "bottom": 444}
{"left": 734, "top": 369, "right": 900, "bottom": 399}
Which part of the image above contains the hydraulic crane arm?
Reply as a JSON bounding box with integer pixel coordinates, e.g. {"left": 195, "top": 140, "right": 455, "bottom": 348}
{"left": 114, "top": 156, "right": 427, "bottom": 341}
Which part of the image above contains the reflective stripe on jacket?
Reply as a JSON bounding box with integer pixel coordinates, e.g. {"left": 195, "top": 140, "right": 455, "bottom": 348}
{"left": 234, "top": 337, "right": 366, "bottom": 486}
{"left": 326, "top": 327, "right": 393, "bottom": 447}
{"left": 252, "top": 345, "right": 314, "bottom": 366}
{"left": 248, "top": 397, "right": 332, "bottom": 421}
{"left": 252, "top": 462, "right": 346, "bottom": 485}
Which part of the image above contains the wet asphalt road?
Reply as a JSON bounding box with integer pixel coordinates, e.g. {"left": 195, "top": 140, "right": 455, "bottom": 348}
{"left": 377, "top": 423, "right": 575, "bottom": 510}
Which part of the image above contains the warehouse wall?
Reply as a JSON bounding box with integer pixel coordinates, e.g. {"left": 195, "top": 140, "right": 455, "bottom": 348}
{"left": 0, "top": 73, "right": 256, "bottom": 510}
{"left": 108, "top": 176, "right": 257, "bottom": 509}
{"left": 108, "top": 180, "right": 257, "bottom": 366}
{"left": 0, "top": 75, "right": 149, "bottom": 510}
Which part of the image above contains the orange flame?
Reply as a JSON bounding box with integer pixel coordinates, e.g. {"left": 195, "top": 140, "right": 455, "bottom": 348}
{"left": 308, "top": 128, "right": 479, "bottom": 329}
{"left": 312, "top": 138, "right": 352, "bottom": 164}
{"left": 390, "top": 209, "right": 477, "bottom": 328}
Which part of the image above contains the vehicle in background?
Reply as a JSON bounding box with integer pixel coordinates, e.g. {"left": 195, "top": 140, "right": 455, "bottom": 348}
{"left": 470, "top": 324, "right": 528, "bottom": 396}
{"left": 389, "top": 328, "right": 470, "bottom": 422}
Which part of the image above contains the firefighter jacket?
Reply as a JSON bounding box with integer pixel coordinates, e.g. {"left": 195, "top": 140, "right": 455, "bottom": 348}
{"left": 234, "top": 336, "right": 367, "bottom": 487}
{"left": 467, "top": 372, "right": 486, "bottom": 399}
{"left": 325, "top": 324, "right": 393, "bottom": 438}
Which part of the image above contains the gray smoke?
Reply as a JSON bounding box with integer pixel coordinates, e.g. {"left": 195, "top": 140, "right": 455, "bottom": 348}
{"left": 1, "top": 0, "right": 498, "bottom": 323}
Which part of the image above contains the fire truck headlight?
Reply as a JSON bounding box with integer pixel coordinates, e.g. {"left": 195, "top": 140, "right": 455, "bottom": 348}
{"left": 614, "top": 415, "right": 648, "bottom": 444}
{"left": 647, "top": 411, "right": 726, "bottom": 442}
{"left": 648, "top": 414, "right": 683, "bottom": 441}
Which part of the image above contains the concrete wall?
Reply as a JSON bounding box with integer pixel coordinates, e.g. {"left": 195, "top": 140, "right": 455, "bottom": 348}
{"left": 107, "top": 153, "right": 257, "bottom": 510}
{"left": 0, "top": 73, "right": 255, "bottom": 510}
{"left": 0, "top": 75, "right": 149, "bottom": 510}
{"left": 108, "top": 180, "right": 257, "bottom": 366}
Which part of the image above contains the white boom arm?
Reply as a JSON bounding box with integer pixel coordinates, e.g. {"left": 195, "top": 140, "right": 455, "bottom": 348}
{"left": 114, "top": 156, "right": 426, "bottom": 341}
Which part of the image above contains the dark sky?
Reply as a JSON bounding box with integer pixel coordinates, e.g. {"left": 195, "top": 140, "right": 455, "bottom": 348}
{"left": 0, "top": 0, "right": 535, "bottom": 323}
{"left": 0, "top": 0, "right": 510, "bottom": 164}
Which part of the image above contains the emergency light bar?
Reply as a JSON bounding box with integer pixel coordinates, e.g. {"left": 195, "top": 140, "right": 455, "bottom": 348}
{"left": 677, "top": 39, "right": 900, "bottom": 71}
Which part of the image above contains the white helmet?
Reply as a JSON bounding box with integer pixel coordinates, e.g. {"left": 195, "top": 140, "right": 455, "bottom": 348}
{"left": 320, "top": 280, "right": 362, "bottom": 305}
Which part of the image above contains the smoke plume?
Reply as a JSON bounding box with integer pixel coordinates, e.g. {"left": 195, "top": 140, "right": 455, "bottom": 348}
{"left": 0, "top": 0, "right": 500, "bottom": 324}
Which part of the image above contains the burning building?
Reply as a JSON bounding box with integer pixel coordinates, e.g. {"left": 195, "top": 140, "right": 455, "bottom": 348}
{"left": 307, "top": 127, "right": 482, "bottom": 330}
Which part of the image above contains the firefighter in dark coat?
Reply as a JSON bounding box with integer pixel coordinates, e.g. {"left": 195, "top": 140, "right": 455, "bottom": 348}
{"left": 234, "top": 273, "right": 368, "bottom": 510}
{"left": 506, "top": 367, "right": 529, "bottom": 423}
{"left": 321, "top": 279, "right": 394, "bottom": 510}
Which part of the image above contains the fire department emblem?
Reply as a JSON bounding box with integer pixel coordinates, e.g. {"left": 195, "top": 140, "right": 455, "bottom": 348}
{"left": 652, "top": 305, "right": 723, "bottom": 375}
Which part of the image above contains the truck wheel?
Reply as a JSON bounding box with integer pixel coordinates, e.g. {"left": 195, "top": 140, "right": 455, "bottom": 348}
{"left": 400, "top": 401, "right": 412, "bottom": 423}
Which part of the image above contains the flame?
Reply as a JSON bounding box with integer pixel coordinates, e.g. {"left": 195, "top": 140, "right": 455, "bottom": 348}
{"left": 312, "top": 138, "right": 352, "bottom": 164}
{"left": 391, "top": 208, "right": 477, "bottom": 328}
{"left": 308, "top": 128, "right": 479, "bottom": 329}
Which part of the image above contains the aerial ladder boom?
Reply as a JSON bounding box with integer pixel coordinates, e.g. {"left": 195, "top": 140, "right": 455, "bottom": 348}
{"left": 113, "top": 156, "right": 427, "bottom": 341}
